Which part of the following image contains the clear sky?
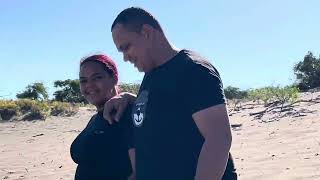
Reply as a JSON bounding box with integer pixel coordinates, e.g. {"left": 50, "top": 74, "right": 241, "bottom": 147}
{"left": 0, "top": 0, "right": 319, "bottom": 99}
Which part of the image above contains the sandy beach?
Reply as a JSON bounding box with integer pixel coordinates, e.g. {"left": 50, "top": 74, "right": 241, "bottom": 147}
{"left": 230, "top": 92, "right": 320, "bottom": 180}
{"left": 1, "top": 92, "right": 319, "bottom": 180}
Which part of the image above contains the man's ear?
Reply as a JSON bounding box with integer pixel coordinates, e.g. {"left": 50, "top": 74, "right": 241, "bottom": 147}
{"left": 141, "top": 24, "right": 154, "bottom": 39}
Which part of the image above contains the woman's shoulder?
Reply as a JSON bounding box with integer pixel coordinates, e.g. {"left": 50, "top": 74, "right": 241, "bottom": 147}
{"left": 85, "top": 113, "right": 99, "bottom": 128}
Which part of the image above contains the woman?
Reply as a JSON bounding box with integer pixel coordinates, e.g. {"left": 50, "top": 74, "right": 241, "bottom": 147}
{"left": 70, "top": 54, "right": 135, "bottom": 180}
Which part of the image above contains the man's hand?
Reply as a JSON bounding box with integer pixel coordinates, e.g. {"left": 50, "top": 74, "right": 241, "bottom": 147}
{"left": 128, "top": 173, "right": 136, "bottom": 180}
{"left": 103, "top": 92, "right": 137, "bottom": 124}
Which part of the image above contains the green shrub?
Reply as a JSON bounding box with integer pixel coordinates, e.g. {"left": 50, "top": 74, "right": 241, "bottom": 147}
{"left": 0, "top": 100, "right": 19, "bottom": 121}
{"left": 50, "top": 101, "right": 79, "bottom": 116}
{"left": 119, "top": 83, "right": 140, "bottom": 94}
{"left": 248, "top": 86, "right": 299, "bottom": 106}
{"left": 16, "top": 99, "right": 36, "bottom": 114}
{"left": 273, "top": 86, "right": 299, "bottom": 104}
{"left": 0, "top": 99, "right": 81, "bottom": 121}
{"left": 224, "top": 86, "right": 248, "bottom": 100}
{"left": 15, "top": 99, "right": 50, "bottom": 121}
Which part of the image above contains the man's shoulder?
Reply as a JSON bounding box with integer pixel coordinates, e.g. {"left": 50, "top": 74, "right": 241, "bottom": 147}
{"left": 180, "top": 49, "right": 220, "bottom": 77}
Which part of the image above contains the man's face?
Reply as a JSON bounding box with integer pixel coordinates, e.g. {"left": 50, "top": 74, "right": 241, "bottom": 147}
{"left": 112, "top": 24, "right": 152, "bottom": 72}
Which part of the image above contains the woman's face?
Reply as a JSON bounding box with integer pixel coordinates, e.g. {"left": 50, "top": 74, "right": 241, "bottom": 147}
{"left": 79, "top": 61, "right": 116, "bottom": 109}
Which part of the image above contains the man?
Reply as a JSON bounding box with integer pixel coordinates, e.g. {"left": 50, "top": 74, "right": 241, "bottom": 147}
{"left": 104, "top": 7, "right": 237, "bottom": 180}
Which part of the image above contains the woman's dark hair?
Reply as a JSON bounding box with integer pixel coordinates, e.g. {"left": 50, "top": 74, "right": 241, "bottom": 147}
{"left": 80, "top": 54, "right": 118, "bottom": 83}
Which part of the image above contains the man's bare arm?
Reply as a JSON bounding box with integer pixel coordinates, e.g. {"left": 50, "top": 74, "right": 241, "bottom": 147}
{"left": 193, "top": 104, "right": 232, "bottom": 180}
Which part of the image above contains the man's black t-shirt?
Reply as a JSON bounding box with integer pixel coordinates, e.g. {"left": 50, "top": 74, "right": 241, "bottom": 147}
{"left": 70, "top": 107, "right": 133, "bottom": 180}
{"left": 132, "top": 49, "right": 237, "bottom": 180}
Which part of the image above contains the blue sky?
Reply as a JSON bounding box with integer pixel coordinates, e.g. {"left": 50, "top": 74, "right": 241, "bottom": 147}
{"left": 0, "top": 0, "right": 319, "bottom": 99}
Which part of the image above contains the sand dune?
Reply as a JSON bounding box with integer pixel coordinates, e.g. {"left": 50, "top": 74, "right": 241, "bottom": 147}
{"left": 230, "top": 92, "right": 320, "bottom": 180}
{"left": 1, "top": 92, "right": 319, "bottom": 180}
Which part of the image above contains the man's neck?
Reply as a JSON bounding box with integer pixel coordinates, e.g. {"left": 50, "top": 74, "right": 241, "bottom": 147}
{"left": 153, "top": 41, "right": 180, "bottom": 68}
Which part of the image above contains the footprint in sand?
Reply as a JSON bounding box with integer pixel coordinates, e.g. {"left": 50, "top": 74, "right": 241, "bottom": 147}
{"left": 26, "top": 139, "right": 35, "bottom": 143}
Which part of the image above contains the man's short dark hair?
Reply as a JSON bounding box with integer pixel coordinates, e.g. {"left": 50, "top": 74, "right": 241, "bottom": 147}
{"left": 111, "top": 7, "right": 163, "bottom": 33}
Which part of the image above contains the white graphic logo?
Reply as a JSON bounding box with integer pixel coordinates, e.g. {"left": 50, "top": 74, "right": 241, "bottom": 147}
{"left": 132, "top": 90, "right": 148, "bottom": 127}
{"left": 133, "top": 107, "right": 144, "bottom": 126}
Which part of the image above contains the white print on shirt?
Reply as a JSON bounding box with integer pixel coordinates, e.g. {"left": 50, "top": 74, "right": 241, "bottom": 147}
{"left": 132, "top": 90, "right": 148, "bottom": 127}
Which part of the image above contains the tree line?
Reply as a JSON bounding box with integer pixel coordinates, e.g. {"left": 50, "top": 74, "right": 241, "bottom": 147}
{"left": 1, "top": 51, "right": 318, "bottom": 121}
{"left": 12, "top": 51, "right": 320, "bottom": 103}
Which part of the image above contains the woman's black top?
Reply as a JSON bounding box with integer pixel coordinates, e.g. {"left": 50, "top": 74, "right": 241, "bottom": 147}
{"left": 70, "top": 107, "right": 134, "bottom": 180}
